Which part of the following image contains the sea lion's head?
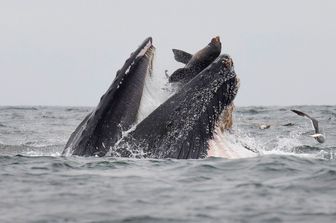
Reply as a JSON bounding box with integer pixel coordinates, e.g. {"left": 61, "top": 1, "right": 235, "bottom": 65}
{"left": 209, "top": 36, "right": 221, "bottom": 49}
{"left": 211, "top": 36, "right": 220, "bottom": 43}
{"left": 204, "top": 36, "right": 221, "bottom": 60}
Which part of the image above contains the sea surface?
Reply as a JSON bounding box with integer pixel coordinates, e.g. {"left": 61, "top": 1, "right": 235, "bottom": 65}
{"left": 0, "top": 105, "right": 335, "bottom": 223}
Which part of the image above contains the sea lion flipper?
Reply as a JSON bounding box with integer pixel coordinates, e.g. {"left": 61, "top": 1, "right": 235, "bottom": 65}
{"left": 172, "top": 49, "right": 193, "bottom": 64}
{"left": 169, "top": 68, "right": 194, "bottom": 83}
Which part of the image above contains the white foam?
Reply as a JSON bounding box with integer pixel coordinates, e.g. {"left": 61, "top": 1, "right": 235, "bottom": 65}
{"left": 62, "top": 147, "right": 72, "bottom": 157}
{"left": 23, "top": 150, "right": 61, "bottom": 157}
{"left": 260, "top": 150, "right": 318, "bottom": 159}
{"left": 230, "top": 123, "right": 332, "bottom": 159}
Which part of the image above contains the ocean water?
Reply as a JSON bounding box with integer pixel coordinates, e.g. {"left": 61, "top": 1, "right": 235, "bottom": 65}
{"left": 0, "top": 105, "right": 335, "bottom": 222}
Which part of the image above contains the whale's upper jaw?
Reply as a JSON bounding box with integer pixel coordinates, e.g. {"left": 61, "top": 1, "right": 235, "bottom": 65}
{"left": 170, "top": 54, "right": 240, "bottom": 159}
{"left": 113, "top": 53, "right": 240, "bottom": 159}
{"left": 175, "top": 55, "right": 239, "bottom": 159}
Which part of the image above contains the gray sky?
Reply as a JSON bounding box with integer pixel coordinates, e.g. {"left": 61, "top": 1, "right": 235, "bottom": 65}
{"left": 1, "top": 0, "right": 335, "bottom": 106}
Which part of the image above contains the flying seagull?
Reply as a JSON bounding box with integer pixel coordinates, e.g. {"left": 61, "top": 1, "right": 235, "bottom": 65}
{"left": 291, "top": 109, "right": 325, "bottom": 143}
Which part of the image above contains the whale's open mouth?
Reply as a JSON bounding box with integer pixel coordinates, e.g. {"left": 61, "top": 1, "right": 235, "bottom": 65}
{"left": 136, "top": 46, "right": 158, "bottom": 123}
{"left": 64, "top": 37, "right": 241, "bottom": 159}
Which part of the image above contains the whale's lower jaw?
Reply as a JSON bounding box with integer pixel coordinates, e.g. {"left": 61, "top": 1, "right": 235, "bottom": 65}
{"left": 62, "top": 38, "right": 155, "bottom": 157}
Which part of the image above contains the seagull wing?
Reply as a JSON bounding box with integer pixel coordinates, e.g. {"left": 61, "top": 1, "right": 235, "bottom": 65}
{"left": 291, "top": 109, "right": 319, "bottom": 133}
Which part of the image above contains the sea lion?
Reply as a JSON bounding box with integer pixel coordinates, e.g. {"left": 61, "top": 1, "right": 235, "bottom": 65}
{"left": 169, "top": 36, "right": 222, "bottom": 85}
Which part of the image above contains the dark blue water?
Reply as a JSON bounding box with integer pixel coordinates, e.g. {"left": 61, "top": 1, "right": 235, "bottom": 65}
{"left": 0, "top": 106, "right": 335, "bottom": 222}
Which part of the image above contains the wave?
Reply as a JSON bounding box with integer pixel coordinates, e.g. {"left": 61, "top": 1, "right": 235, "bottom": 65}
{"left": 0, "top": 143, "right": 63, "bottom": 156}
{"left": 0, "top": 106, "right": 39, "bottom": 111}
{"left": 65, "top": 107, "right": 92, "bottom": 112}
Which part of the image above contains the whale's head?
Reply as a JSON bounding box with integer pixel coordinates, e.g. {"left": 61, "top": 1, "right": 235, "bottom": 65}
{"left": 118, "top": 53, "right": 240, "bottom": 159}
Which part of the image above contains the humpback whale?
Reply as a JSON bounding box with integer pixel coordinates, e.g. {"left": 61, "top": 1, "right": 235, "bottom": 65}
{"left": 63, "top": 37, "right": 240, "bottom": 159}
{"left": 291, "top": 109, "right": 326, "bottom": 143}
{"left": 112, "top": 55, "right": 240, "bottom": 159}
{"left": 63, "top": 37, "right": 155, "bottom": 156}
{"left": 169, "top": 36, "right": 222, "bottom": 85}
